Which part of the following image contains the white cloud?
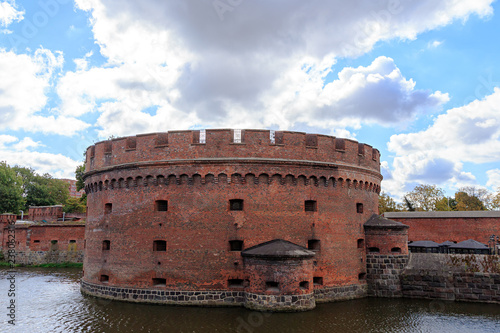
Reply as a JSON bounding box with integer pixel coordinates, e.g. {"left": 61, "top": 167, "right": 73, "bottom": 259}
{"left": 428, "top": 40, "right": 443, "bottom": 48}
{"left": 486, "top": 169, "right": 500, "bottom": 190}
{"left": 0, "top": 48, "right": 90, "bottom": 136}
{"left": 61, "top": 0, "right": 489, "bottom": 138}
{"left": 0, "top": 135, "right": 80, "bottom": 178}
{"left": 384, "top": 88, "right": 500, "bottom": 197}
{"left": 0, "top": 1, "right": 24, "bottom": 28}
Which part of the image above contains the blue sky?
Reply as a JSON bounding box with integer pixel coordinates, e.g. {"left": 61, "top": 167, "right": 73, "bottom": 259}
{"left": 1, "top": 0, "right": 500, "bottom": 201}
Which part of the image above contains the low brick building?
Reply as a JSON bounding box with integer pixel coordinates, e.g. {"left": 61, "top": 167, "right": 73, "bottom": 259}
{"left": 0, "top": 213, "right": 85, "bottom": 265}
{"left": 384, "top": 211, "right": 500, "bottom": 244}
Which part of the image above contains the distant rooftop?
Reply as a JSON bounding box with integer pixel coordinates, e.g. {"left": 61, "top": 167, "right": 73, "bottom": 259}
{"left": 384, "top": 211, "right": 500, "bottom": 219}
{"left": 364, "top": 214, "right": 409, "bottom": 229}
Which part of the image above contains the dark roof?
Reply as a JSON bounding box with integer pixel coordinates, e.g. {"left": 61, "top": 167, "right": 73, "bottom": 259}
{"left": 364, "top": 214, "right": 409, "bottom": 229}
{"left": 449, "top": 239, "right": 488, "bottom": 249}
{"left": 439, "top": 241, "right": 455, "bottom": 247}
{"left": 408, "top": 240, "right": 439, "bottom": 248}
{"left": 241, "top": 239, "right": 315, "bottom": 259}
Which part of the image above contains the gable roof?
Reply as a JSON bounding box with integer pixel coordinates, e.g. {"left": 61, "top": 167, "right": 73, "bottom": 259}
{"left": 241, "top": 239, "right": 315, "bottom": 259}
{"left": 408, "top": 240, "right": 439, "bottom": 248}
{"left": 449, "top": 239, "right": 488, "bottom": 249}
{"left": 364, "top": 214, "right": 409, "bottom": 229}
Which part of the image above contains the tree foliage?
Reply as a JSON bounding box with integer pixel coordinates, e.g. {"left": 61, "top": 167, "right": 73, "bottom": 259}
{"left": 75, "top": 164, "right": 85, "bottom": 192}
{"left": 378, "top": 192, "right": 402, "bottom": 214}
{"left": 0, "top": 161, "right": 25, "bottom": 214}
{"left": 12, "top": 166, "right": 69, "bottom": 211}
{"left": 404, "top": 184, "right": 445, "bottom": 211}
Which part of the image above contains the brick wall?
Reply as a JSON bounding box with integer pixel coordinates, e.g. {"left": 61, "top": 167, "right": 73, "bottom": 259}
{"left": 384, "top": 211, "right": 500, "bottom": 244}
{"left": 82, "top": 129, "right": 382, "bottom": 311}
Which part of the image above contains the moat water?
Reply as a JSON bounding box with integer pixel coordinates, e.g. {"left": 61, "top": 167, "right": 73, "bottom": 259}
{"left": 1, "top": 268, "right": 499, "bottom": 333}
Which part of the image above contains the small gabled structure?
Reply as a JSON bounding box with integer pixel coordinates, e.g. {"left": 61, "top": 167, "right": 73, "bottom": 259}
{"left": 241, "top": 239, "right": 316, "bottom": 311}
{"left": 408, "top": 240, "right": 440, "bottom": 253}
{"left": 449, "top": 239, "right": 489, "bottom": 254}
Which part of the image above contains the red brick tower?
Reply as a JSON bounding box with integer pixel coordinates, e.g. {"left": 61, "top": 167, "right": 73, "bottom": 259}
{"left": 81, "top": 129, "right": 382, "bottom": 311}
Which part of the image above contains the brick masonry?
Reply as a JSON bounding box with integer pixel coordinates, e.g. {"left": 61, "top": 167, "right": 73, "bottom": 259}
{"left": 82, "top": 129, "right": 382, "bottom": 311}
{"left": 384, "top": 211, "right": 500, "bottom": 244}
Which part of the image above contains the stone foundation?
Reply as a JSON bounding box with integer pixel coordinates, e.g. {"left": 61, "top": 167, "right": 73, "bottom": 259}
{"left": 81, "top": 281, "right": 246, "bottom": 306}
{"left": 401, "top": 253, "right": 500, "bottom": 304}
{"left": 244, "top": 292, "right": 315, "bottom": 312}
{"left": 314, "top": 283, "right": 368, "bottom": 303}
{"left": 6, "top": 250, "right": 84, "bottom": 265}
{"left": 366, "top": 254, "right": 408, "bottom": 297}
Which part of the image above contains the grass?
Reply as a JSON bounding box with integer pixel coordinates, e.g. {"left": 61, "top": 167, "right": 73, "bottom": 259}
{"left": 0, "top": 261, "right": 82, "bottom": 268}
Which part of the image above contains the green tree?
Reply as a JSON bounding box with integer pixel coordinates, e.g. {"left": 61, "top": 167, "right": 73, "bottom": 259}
{"left": 13, "top": 166, "right": 69, "bottom": 210}
{"left": 492, "top": 188, "right": 500, "bottom": 210}
{"left": 63, "top": 197, "right": 86, "bottom": 214}
{"left": 0, "top": 161, "right": 25, "bottom": 214}
{"left": 378, "top": 192, "right": 402, "bottom": 214}
{"left": 75, "top": 164, "right": 85, "bottom": 192}
{"left": 435, "top": 197, "right": 456, "bottom": 211}
{"left": 404, "top": 184, "right": 445, "bottom": 211}
{"left": 455, "top": 190, "right": 486, "bottom": 211}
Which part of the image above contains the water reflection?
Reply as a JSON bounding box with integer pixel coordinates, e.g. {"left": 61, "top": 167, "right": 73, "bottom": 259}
{"left": 1, "top": 268, "right": 499, "bottom": 333}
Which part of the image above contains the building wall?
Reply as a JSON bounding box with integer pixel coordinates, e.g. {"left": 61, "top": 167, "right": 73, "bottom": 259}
{"left": 82, "top": 129, "right": 382, "bottom": 309}
{"left": 384, "top": 212, "right": 500, "bottom": 244}
{"left": 28, "top": 206, "right": 63, "bottom": 222}
{"left": 0, "top": 224, "right": 85, "bottom": 265}
{"left": 60, "top": 178, "right": 84, "bottom": 198}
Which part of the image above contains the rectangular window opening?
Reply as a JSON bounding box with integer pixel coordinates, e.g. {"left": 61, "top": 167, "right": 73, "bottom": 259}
{"left": 270, "top": 130, "right": 275, "bottom": 144}
{"left": 104, "top": 203, "right": 112, "bottom": 214}
{"left": 229, "top": 199, "right": 244, "bottom": 211}
{"left": 357, "top": 239, "right": 364, "bottom": 249}
{"left": 153, "top": 240, "right": 167, "bottom": 252}
{"left": 356, "top": 203, "right": 363, "bottom": 214}
{"left": 299, "top": 281, "right": 309, "bottom": 290}
{"left": 228, "top": 279, "right": 244, "bottom": 288}
{"left": 200, "top": 129, "right": 206, "bottom": 144}
{"left": 33, "top": 240, "right": 40, "bottom": 243}
{"left": 308, "top": 239, "right": 320, "bottom": 251}
{"left": 229, "top": 240, "right": 244, "bottom": 251}
{"left": 313, "top": 277, "right": 323, "bottom": 286}
{"left": 233, "top": 129, "right": 242, "bottom": 143}
{"left": 102, "top": 240, "right": 110, "bottom": 251}
{"left": 358, "top": 273, "right": 366, "bottom": 280}
{"left": 305, "top": 200, "right": 317, "bottom": 212}
{"left": 368, "top": 247, "right": 380, "bottom": 253}
{"left": 100, "top": 274, "right": 109, "bottom": 283}
{"left": 391, "top": 247, "right": 402, "bottom": 253}
{"left": 152, "top": 278, "right": 167, "bottom": 286}
{"left": 265, "top": 281, "right": 279, "bottom": 291}
{"left": 155, "top": 200, "right": 168, "bottom": 212}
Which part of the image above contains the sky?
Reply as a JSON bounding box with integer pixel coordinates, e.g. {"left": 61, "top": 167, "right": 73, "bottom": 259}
{"left": 1, "top": 0, "right": 500, "bottom": 201}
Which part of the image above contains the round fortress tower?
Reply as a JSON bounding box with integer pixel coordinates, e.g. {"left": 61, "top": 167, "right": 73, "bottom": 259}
{"left": 81, "top": 129, "right": 382, "bottom": 311}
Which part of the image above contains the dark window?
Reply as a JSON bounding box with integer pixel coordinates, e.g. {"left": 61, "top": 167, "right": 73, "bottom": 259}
{"left": 228, "top": 279, "right": 244, "bottom": 288}
{"left": 229, "top": 240, "right": 243, "bottom": 251}
{"left": 391, "top": 247, "right": 402, "bottom": 253}
{"left": 153, "top": 240, "right": 167, "bottom": 252}
{"left": 100, "top": 275, "right": 109, "bottom": 283}
{"left": 152, "top": 278, "right": 166, "bottom": 286}
{"left": 104, "top": 203, "right": 112, "bottom": 214}
{"left": 313, "top": 277, "right": 323, "bottom": 286}
{"left": 308, "top": 239, "right": 320, "bottom": 251}
{"left": 299, "top": 281, "right": 309, "bottom": 290}
{"left": 50, "top": 240, "right": 58, "bottom": 251}
{"left": 357, "top": 239, "right": 364, "bottom": 249}
{"left": 229, "top": 199, "right": 244, "bottom": 211}
{"left": 69, "top": 240, "right": 76, "bottom": 243}
{"left": 33, "top": 240, "right": 40, "bottom": 243}
{"left": 155, "top": 200, "right": 168, "bottom": 212}
{"left": 266, "top": 281, "right": 279, "bottom": 291}
{"left": 358, "top": 273, "right": 366, "bottom": 280}
{"left": 356, "top": 203, "right": 363, "bottom": 214}
{"left": 305, "top": 200, "right": 317, "bottom": 212}
{"left": 102, "top": 240, "right": 110, "bottom": 251}
{"left": 368, "top": 247, "right": 380, "bottom": 253}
